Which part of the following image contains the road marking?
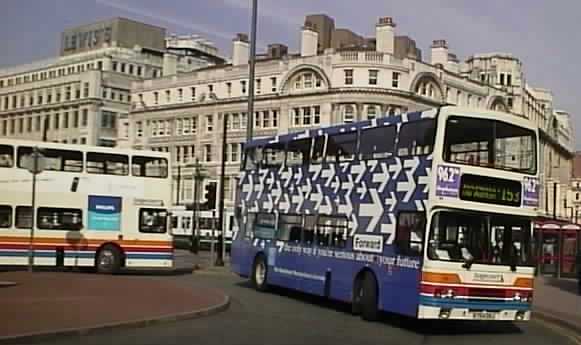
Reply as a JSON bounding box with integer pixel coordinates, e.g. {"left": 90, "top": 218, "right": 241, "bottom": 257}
{"left": 533, "top": 318, "right": 581, "bottom": 345}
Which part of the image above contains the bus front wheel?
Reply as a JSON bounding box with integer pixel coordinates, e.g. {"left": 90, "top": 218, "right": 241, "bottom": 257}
{"left": 96, "top": 245, "right": 122, "bottom": 274}
{"left": 360, "top": 272, "right": 379, "bottom": 321}
{"left": 251, "top": 255, "right": 269, "bottom": 292}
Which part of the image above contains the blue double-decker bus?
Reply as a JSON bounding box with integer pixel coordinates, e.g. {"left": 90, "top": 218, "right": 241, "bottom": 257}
{"left": 231, "top": 106, "right": 539, "bottom": 321}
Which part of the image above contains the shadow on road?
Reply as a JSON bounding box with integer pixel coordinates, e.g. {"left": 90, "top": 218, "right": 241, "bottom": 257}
{"left": 234, "top": 281, "right": 524, "bottom": 336}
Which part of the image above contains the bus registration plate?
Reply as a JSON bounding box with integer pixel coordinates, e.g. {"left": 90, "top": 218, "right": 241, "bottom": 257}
{"left": 471, "top": 311, "right": 497, "bottom": 320}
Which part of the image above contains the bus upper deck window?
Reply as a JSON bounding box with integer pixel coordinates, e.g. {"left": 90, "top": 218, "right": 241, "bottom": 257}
{"left": 326, "top": 132, "right": 357, "bottom": 162}
{"left": 286, "top": 138, "right": 312, "bottom": 167}
{"left": 0, "top": 145, "right": 14, "bottom": 167}
{"left": 397, "top": 120, "right": 435, "bottom": 157}
{"left": 132, "top": 156, "right": 168, "bottom": 178}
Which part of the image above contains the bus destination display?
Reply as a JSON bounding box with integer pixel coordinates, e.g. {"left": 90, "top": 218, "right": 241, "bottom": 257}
{"left": 460, "top": 174, "right": 521, "bottom": 206}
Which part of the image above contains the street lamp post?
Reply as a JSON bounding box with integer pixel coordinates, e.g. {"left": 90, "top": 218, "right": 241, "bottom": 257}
{"left": 246, "top": 0, "right": 258, "bottom": 143}
{"left": 190, "top": 159, "right": 205, "bottom": 253}
{"left": 215, "top": 113, "right": 228, "bottom": 267}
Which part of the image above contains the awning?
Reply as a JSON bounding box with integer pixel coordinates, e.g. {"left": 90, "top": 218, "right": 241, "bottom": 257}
{"left": 534, "top": 219, "right": 581, "bottom": 231}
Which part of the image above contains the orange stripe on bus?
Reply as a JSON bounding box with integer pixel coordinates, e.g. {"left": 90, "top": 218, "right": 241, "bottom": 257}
{"left": 0, "top": 236, "right": 171, "bottom": 247}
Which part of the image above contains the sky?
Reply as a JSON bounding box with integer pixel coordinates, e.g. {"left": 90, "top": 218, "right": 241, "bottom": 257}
{"left": 1, "top": 0, "right": 580, "bottom": 147}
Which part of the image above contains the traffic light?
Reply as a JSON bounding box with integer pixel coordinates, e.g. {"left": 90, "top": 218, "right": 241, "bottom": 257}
{"left": 203, "top": 181, "right": 217, "bottom": 210}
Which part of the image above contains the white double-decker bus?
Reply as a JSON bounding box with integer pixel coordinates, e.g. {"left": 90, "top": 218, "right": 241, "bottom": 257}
{"left": 0, "top": 139, "right": 173, "bottom": 273}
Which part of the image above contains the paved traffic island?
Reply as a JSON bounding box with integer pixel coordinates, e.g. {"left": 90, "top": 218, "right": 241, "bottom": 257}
{"left": 0, "top": 271, "right": 229, "bottom": 343}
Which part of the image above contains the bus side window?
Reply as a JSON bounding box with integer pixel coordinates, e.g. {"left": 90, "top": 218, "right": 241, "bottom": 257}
{"left": 243, "top": 213, "right": 256, "bottom": 240}
{"left": 87, "top": 152, "right": 129, "bottom": 176}
{"left": 0, "top": 205, "right": 12, "bottom": 228}
{"left": 286, "top": 138, "right": 312, "bottom": 167}
{"left": 0, "top": 145, "right": 14, "bottom": 168}
{"left": 396, "top": 212, "right": 426, "bottom": 256}
{"left": 139, "top": 208, "right": 168, "bottom": 233}
{"left": 326, "top": 132, "right": 357, "bottom": 163}
{"left": 244, "top": 148, "right": 260, "bottom": 170}
{"left": 397, "top": 119, "right": 436, "bottom": 157}
{"left": 263, "top": 144, "right": 285, "bottom": 169}
{"left": 17, "top": 147, "right": 83, "bottom": 172}
{"left": 132, "top": 156, "right": 168, "bottom": 178}
{"left": 278, "top": 214, "right": 302, "bottom": 243}
{"left": 15, "top": 206, "right": 32, "bottom": 229}
{"left": 318, "top": 216, "right": 349, "bottom": 248}
{"left": 303, "top": 215, "right": 316, "bottom": 245}
{"left": 255, "top": 212, "right": 276, "bottom": 240}
{"left": 37, "top": 207, "right": 83, "bottom": 231}
{"left": 312, "top": 136, "right": 326, "bottom": 164}
{"left": 360, "top": 125, "right": 396, "bottom": 160}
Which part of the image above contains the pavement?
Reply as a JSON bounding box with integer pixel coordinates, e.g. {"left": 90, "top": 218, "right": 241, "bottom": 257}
{"left": 0, "top": 252, "right": 230, "bottom": 344}
{"left": 533, "top": 275, "right": 581, "bottom": 335}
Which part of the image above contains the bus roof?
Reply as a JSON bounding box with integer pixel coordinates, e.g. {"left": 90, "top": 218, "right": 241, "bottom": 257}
{"left": 245, "top": 108, "right": 439, "bottom": 149}
{"left": 0, "top": 138, "right": 170, "bottom": 158}
{"left": 244, "top": 105, "right": 538, "bottom": 149}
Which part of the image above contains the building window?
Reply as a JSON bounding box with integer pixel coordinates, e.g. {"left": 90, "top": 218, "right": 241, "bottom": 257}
{"left": 35, "top": 116, "right": 41, "bottom": 131}
{"left": 112, "top": 61, "right": 118, "bottom": 71}
{"left": 191, "top": 87, "right": 196, "bottom": 101}
{"left": 26, "top": 117, "right": 32, "bottom": 133}
{"left": 47, "top": 92, "right": 52, "bottom": 104}
{"left": 206, "top": 115, "right": 214, "bottom": 132}
{"left": 392, "top": 72, "right": 400, "bottom": 88}
{"left": 204, "top": 144, "right": 212, "bottom": 162}
{"left": 262, "top": 111, "right": 270, "bottom": 128}
{"left": 256, "top": 79, "right": 261, "bottom": 94}
{"left": 344, "top": 69, "right": 353, "bottom": 85}
{"left": 369, "top": 70, "right": 378, "bottom": 85}
{"left": 136, "top": 121, "right": 143, "bottom": 137}
{"left": 65, "top": 86, "right": 71, "bottom": 101}
{"left": 165, "top": 90, "right": 171, "bottom": 103}
{"left": 54, "top": 113, "right": 60, "bottom": 130}
{"left": 73, "top": 111, "right": 79, "bottom": 128}
{"left": 101, "top": 111, "right": 116, "bottom": 129}
{"left": 231, "top": 143, "right": 239, "bottom": 162}
{"left": 226, "top": 82, "right": 232, "bottom": 96}
{"left": 63, "top": 112, "right": 69, "bottom": 129}
{"left": 343, "top": 105, "right": 355, "bottom": 123}
{"left": 83, "top": 83, "right": 89, "bottom": 98}
{"left": 367, "top": 106, "right": 377, "bottom": 120}
{"left": 302, "top": 107, "right": 312, "bottom": 126}
{"left": 56, "top": 89, "right": 61, "bottom": 102}
{"left": 208, "top": 84, "right": 214, "bottom": 94}
{"left": 241, "top": 80, "right": 247, "bottom": 94}
{"left": 18, "top": 118, "right": 23, "bottom": 133}
{"left": 313, "top": 106, "right": 320, "bottom": 124}
{"left": 272, "top": 109, "right": 279, "bottom": 127}
{"left": 129, "top": 64, "right": 134, "bottom": 75}
{"left": 178, "top": 88, "right": 183, "bottom": 102}
{"left": 508, "top": 97, "right": 513, "bottom": 109}
{"left": 304, "top": 73, "right": 313, "bottom": 88}
{"left": 120, "top": 63, "right": 126, "bottom": 73}
{"left": 271, "top": 77, "right": 277, "bottom": 92}
{"left": 81, "top": 109, "right": 88, "bottom": 127}
{"left": 153, "top": 92, "right": 159, "bottom": 105}
{"left": 292, "top": 108, "right": 301, "bottom": 126}
{"left": 81, "top": 137, "right": 86, "bottom": 145}
{"left": 75, "top": 87, "right": 81, "bottom": 99}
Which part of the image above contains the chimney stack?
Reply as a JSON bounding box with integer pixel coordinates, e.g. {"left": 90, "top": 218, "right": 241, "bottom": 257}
{"left": 232, "top": 33, "right": 250, "bottom": 66}
{"left": 162, "top": 53, "right": 177, "bottom": 76}
{"left": 431, "top": 39, "right": 449, "bottom": 67}
{"left": 376, "top": 17, "right": 396, "bottom": 54}
{"left": 447, "top": 53, "right": 460, "bottom": 73}
{"left": 301, "top": 23, "right": 318, "bottom": 57}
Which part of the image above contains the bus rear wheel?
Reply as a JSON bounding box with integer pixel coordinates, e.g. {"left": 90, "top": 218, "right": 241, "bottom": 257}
{"left": 360, "top": 272, "right": 379, "bottom": 321}
{"left": 96, "top": 245, "right": 122, "bottom": 274}
{"left": 251, "top": 255, "right": 269, "bottom": 292}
